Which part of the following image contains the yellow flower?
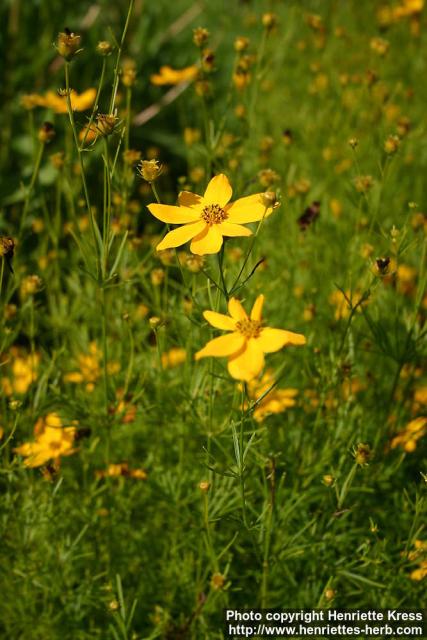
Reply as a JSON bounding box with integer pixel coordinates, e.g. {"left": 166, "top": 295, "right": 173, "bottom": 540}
{"left": 23, "top": 89, "right": 96, "bottom": 114}
{"left": 161, "top": 347, "right": 187, "bottom": 369}
{"left": 148, "top": 174, "right": 275, "bottom": 255}
{"left": 150, "top": 65, "right": 198, "bottom": 86}
{"left": 96, "top": 463, "right": 147, "bottom": 480}
{"left": 14, "top": 413, "right": 77, "bottom": 468}
{"left": 243, "top": 370, "right": 298, "bottom": 422}
{"left": 195, "top": 295, "right": 306, "bottom": 382}
{"left": 390, "top": 416, "right": 427, "bottom": 452}
{"left": 1, "top": 349, "right": 40, "bottom": 396}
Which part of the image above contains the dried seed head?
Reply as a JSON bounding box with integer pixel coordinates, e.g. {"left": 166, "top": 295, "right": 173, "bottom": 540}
{"left": 56, "top": 29, "right": 81, "bottom": 61}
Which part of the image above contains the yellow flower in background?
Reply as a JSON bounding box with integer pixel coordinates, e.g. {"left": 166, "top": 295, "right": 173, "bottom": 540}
{"left": 21, "top": 89, "right": 96, "bottom": 114}
{"left": 14, "top": 413, "right": 77, "bottom": 468}
{"left": 64, "top": 342, "right": 119, "bottom": 392}
{"left": 161, "top": 347, "right": 187, "bottom": 369}
{"left": 390, "top": 416, "right": 427, "bottom": 452}
{"left": 150, "top": 65, "right": 198, "bottom": 86}
{"left": 195, "top": 295, "right": 306, "bottom": 382}
{"left": 406, "top": 540, "right": 427, "bottom": 581}
{"left": 243, "top": 369, "right": 298, "bottom": 422}
{"left": 96, "top": 463, "right": 147, "bottom": 480}
{"left": 148, "top": 174, "right": 275, "bottom": 255}
{"left": 329, "top": 289, "right": 366, "bottom": 320}
{"left": 1, "top": 349, "right": 40, "bottom": 396}
{"left": 394, "top": 0, "right": 424, "bottom": 18}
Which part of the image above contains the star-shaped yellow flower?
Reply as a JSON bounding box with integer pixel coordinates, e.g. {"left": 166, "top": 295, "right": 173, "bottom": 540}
{"left": 150, "top": 65, "right": 199, "bottom": 86}
{"left": 195, "top": 295, "right": 306, "bottom": 381}
{"left": 147, "top": 174, "right": 275, "bottom": 255}
{"left": 14, "top": 413, "right": 77, "bottom": 468}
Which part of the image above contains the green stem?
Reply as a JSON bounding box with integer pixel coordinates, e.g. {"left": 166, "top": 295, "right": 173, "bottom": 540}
{"left": 100, "top": 286, "right": 109, "bottom": 416}
{"left": 109, "top": 0, "right": 135, "bottom": 113}
{"left": 80, "top": 57, "right": 107, "bottom": 149}
{"left": 230, "top": 207, "right": 268, "bottom": 294}
{"left": 64, "top": 62, "right": 99, "bottom": 269}
{"left": 19, "top": 141, "right": 44, "bottom": 236}
{"left": 103, "top": 137, "right": 112, "bottom": 276}
{"left": 217, "top": 245, "right": 228, "bottom": 301}
{"left": 0, "top": 257, "right": 5, "bottom": 300}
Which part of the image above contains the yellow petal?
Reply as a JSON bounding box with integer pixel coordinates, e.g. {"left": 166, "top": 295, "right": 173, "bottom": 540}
{"left": 219, "top": 221, "right": 252, "bottom": 237}
{"left": 195, "top": 332, "right": 245, "bottom": 360}
{"left": 178, "top": 191, "right": 203, "bottom": 209}
{"left": 228, "top": 298, "right": 248, "bottom": 322}
{"left": 156, "top": 221, "right": 205, "bottom": 251}
{"left": 250, "top": 294, "right": 264, "bottom": 321}
{"left": 203, "top": 310, "right": 236, "bottom": 331}
{"left": 257, "top": 328, "right": 306, "bottom": 353}
{"left": 227, "top": 193, "right": 272, "bottom": 223}
{"left": 227, "top": 339, "right": 265, "bottom": 381}
{"left": 148, "top": 203, "right": 200, "bottom": 224}
{"left": 203, "top": 174, "right": 232, "bottom": 207}
{"left": 190, "top": 225, "right": 223, "bottom": 255}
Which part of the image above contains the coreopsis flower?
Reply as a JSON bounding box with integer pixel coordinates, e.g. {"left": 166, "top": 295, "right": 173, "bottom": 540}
{"left": 195, "top": 295, "right": 306, "bottom": 382}
{"left": 14, "top": 413, "right": 77, "bottom": 468}
{"left": 96, "top": 463, "right": 147, "bottom": 480}
{"left": 24, "top": 88, "right": 96, "bottom": 114}
{"left": 147, "top": 174, "right": 275, "bottom": 255}
{"left": 390, "top": 417, "right": 427, "bottom": 452}
{"left": 329, "top": 289, "right": 366, "bottom": 320}
{"left": 243, "top": 369, "right": 298, "bottom": 422}
{"left": 161, "top": 347, "right": 187, "bottom": 369}
{"left": 1, "top": 349, "right": 40, "bottom": 396}
{"left": 64, "top": 342, "right": 119, "bottom": 392}
{"left": 150, "top": 65, "right": 198, "bottom": 86}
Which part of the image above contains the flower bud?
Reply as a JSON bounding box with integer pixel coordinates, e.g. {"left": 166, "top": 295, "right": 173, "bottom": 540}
{"left": 38, "top": 122, "right": 55, "bottom": 144}
{"left": 96, "top": 113, "right": 119, "bottom": 137}
{"left": 137, "top": 159, "right": 162, "bottom": 183}
{"left": 262, "top": 13, "right": 278, "bottom": 30}
{"left": 97, "top": 40, "right": 113, "bottom": 57}
{"left": 193, "top": 27, "right": 209, "bottom": 48}
{"left": 262, "top": 191, "right": 278, "bottom": 208}
{"left": 354, "top": 442, "right": 372, "bottom": 466}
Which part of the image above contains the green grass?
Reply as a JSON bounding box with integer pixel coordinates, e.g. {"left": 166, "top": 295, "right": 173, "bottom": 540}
{"left": 0, "top": 0, "right": 426, "bottom": 638}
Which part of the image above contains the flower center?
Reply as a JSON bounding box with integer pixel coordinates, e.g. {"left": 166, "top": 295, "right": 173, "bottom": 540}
{"left": 201, "top": 203, "right": 228, "bottom": 225}
{"left": 236, "top": 319, "right": 262, "bottom": 339}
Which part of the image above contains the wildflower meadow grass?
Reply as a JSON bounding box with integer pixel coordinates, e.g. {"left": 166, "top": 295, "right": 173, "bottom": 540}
{"left": 0, "top": 0, "right": 426, "bottom": 638}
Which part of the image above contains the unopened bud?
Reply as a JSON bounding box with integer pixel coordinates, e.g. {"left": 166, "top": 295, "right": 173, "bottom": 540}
{"left": 38, "top": 122, "right": 55, "bottom": 144}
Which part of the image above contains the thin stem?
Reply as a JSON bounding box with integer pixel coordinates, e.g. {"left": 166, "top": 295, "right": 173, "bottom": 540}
{"left": 100, "top": 286, "right": 109, "bottom": 415}
{"left": 230, "top": 207, "right": 268, "bottom": 294}
{"left": 109, "top": 0, "right": 135, "bottom": 113}
{"left": 64, "top": 62, "right": 99, "bottom": 269}
{"left": 0, "top": 257, "right": 5, "bottom": 300}
{"left": 217, "top": 245, "right": 228, "bottom": 301}
{"left": 80, "top": 57, "right": 107, "bottom": 149}
{"left": 19, "top": 141, "right": 44, "bottom": 236}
